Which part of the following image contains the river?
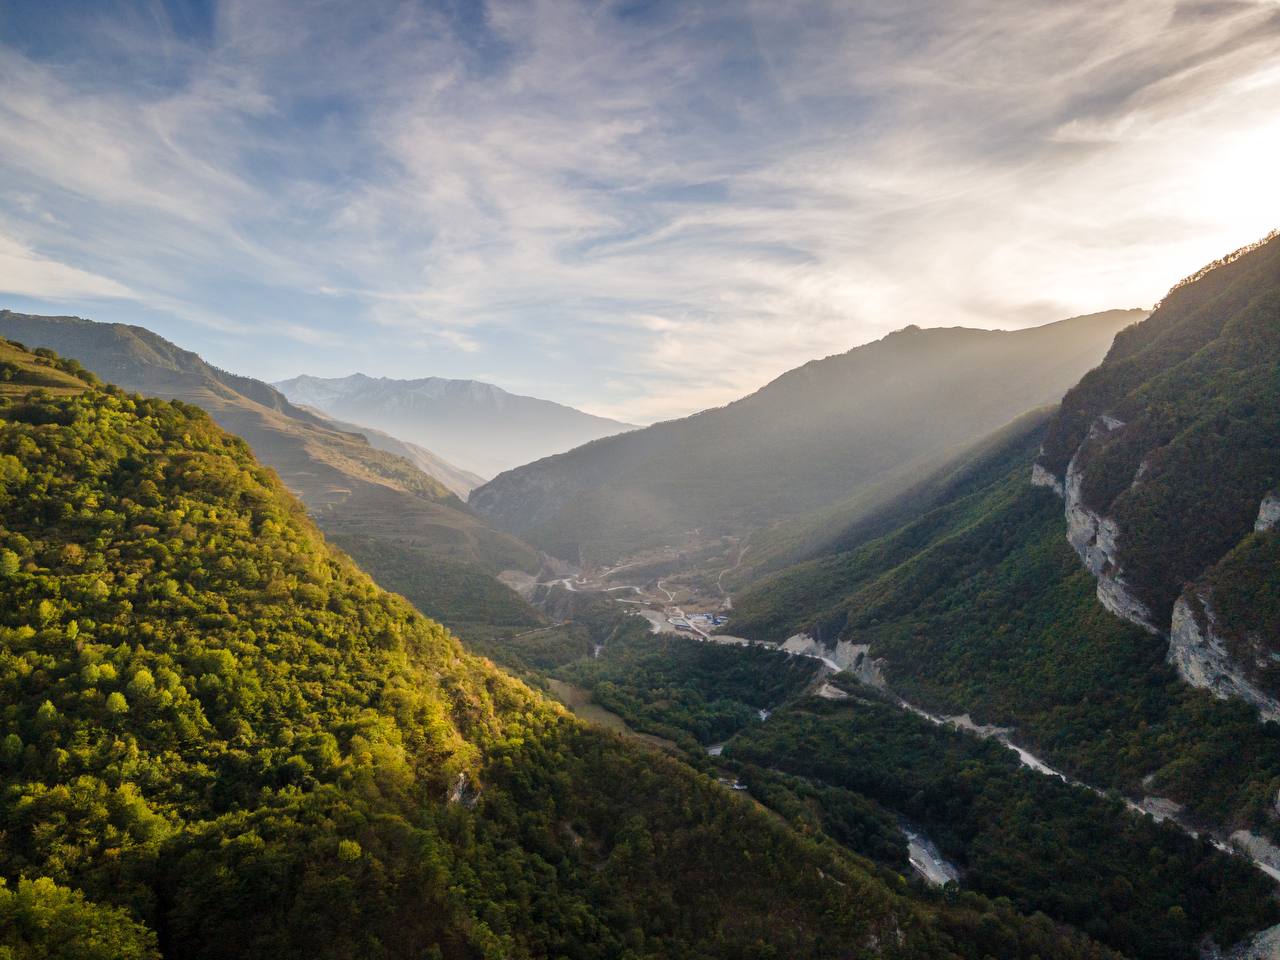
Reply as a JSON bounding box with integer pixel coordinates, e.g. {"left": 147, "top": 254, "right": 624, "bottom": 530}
{"left": 771, "top": 639, "right": 1280, "bottom": 891}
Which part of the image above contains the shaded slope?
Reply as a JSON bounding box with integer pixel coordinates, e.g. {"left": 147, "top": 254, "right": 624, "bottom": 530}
{"left": 0, "top": 339, "right": 1120, "bottom": 960}
{"left": 731, "top": 406, "right": 1059, "bottom": 589}
{"left": 731, "top": 408, "right": 1280, "bottom": 839}
{"left": 275, "top": 372, "right": 637, "bottom": 477}
{"left": 727, "top": 238, "right": 1280, "bottom": 843}
{"left": 471, "top": 310, "right": 1143, "bottom": 565}
{"left": 1034, "top": 232, "right": 1280, "bottom": 715}
{"left": 728, "top": 409, "right": 1053, "bottom": 639}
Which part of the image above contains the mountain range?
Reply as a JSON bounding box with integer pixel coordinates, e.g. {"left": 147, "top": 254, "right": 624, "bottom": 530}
{"left": 470, "top": 309, "right": 1146, "bottom": 565}
{"left": 4, "top": 234, "right": 1280, "bottom": 960}
{"left": 0, "top": 335, "right": 1132, "bottom": 960}
{"left": 725, "top": 231, "right": 1280, "bottom": 859}
{"left": 274, "top": 372, "right": 636, "bottom": 478}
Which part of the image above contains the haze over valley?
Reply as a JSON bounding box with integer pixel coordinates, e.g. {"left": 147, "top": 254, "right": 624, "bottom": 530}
{"left": 274, "top": 373, "right": 636, "bottom": 478}
{"left": 1, "top": 3, "right": 1279, "bottom": 960}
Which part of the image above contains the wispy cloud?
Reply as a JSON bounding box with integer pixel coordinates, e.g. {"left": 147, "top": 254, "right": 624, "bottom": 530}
{"left": 0, "top": 233, "right": 136, "bottom": 300}
{"left": 0, "top": 0, "right": 1276, "bottom": 421}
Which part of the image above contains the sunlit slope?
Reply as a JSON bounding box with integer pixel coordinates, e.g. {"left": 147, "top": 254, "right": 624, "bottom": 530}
{"left": 471, "top": 310, "right": 1143, "bottom": 565}
{"left": 0, "top": 311, "right": 540, "bottom": 632}
{"left": 307, "top": 408, "right": 486, "bottom": 497}
{"left": 0, "top": 339, "right": 1121, "bottom": 960}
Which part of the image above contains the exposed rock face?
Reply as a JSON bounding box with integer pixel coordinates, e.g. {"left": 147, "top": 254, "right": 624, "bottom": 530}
{"left": 1030, "top": 462, "right": 1063, "bottom": 496}
{"left": 1041, "top": 416, "right": 1280, "bottom": 718}
{"left": 1168, "top": 594, "right": 1280, "bottom": 723}
{"left": 1202, "top": 920, "right": 1280, "bottom": 960}
{"left": 1229, "top": 830, "right": 1280, "bottom": 880}
{"left": 852, "top": 649, "right": 888, "bottom": 689}
{"left": 1256, "top": 492, "right": 1280, "bottom": 533}
{"left": 1060, "top": 417, "right": 1160, "bottom": 634}
{"left": 447, "top": 772, "right": 480, "bottom": 808}
{"left": 1133, "top": 796, "right": 1184, "bottom": 823}
{"left": 780, "top": 634, "right": 887, "bottom": 687}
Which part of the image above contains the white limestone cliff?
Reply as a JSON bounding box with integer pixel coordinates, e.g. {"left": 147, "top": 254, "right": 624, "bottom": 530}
{"left": 1059, "top": 417, "right": 1161, "bottom": 633}
{"left": 1167, "top": 593, "right": 1280, "bottom": 723}
{"left": 780, "top": 634, "right": 887, "bottom": 688}
{"left": 1256, "top": 492, "right": 1280, "bottom": 533}
{"left": 1030, "top": 462, "right": 1063, "bottom": 496}
{"left": 1038, "top": 418, "right": 1280, "bottom": 718}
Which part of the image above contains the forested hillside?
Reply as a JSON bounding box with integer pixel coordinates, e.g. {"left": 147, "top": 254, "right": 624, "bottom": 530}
{"left": 727, "top": 684, "right": 1277, "bottom": 960}
{"left": 1036, "top": 232, "right": 1280, "bottom": 713}
{"left": 727, "top": 236, "right": 1280, "bottom": 846}
{"left": 475, "top": 557, "right": 1280, "bottom": 959}
{"left": 0, "top": 312, "right": 540, "bottom": 636}
{"left": 0, "top": 339, "right": 1126, "bottom": 959}
{"left": 471, "top": 310, "right": 1142, "bottom": 565}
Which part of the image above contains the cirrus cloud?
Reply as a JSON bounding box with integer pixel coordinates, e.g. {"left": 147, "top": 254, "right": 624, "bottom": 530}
{"left": 0, "top": 0, "right": 1276, "bottom": 422}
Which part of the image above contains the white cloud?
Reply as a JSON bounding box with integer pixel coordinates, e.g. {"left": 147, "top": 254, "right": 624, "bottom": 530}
{"left": 0, "top": 234, "right": 135, "bottom": 300}
{"left": 0, "top": 0, "right": 1277, "bottom": 421}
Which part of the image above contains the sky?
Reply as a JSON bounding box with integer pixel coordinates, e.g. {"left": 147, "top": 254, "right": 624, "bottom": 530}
{"left": 0, "top": 0, "right": 1278, "bottom": 423}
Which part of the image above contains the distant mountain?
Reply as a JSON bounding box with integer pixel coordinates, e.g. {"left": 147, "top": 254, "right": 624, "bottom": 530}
{"left": 470, "top": 309, "right": 1146, "bottom": 565}
{"left": 274, "top": 372, "right": 636, "bottom": 477}
{"left": 296, "top": 406, "right": 485, "bottom": 497}
{"left": 0, "top": 311, "right": 542, "bottom": 632}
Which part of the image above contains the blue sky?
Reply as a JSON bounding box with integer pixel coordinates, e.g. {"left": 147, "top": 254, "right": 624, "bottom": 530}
{"left": 1, "top": 0, "right": 1278, "bottom": 422}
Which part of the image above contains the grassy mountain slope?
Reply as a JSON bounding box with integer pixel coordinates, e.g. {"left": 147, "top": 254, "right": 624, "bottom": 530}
{"left": 470, "top": 310, "right": 1143, "bottom": 565}
{"left": 275, "top": 373, "right": 637, "bottom": 478}
{"left": 0, "top": 339, "right": 1127, "bottom": 960}
{"left": 730, "top": 406, "right": 1059, "bottom": 590}
{"left": 727, "top": 409, "right": 1053, "bottom": 639}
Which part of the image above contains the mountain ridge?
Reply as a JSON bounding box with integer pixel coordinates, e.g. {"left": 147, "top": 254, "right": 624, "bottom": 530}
{"left": 0, "top": 334, "right": 1123, "bottom": 960}
{"left": 470, "top": 309, "right": 1146, "bottom": 565}
{"left": 721, "top": 235, "right": 1280, "bottom": 866}
{"left": 274, "top": 371, "right": 637, "bottom": 478}
{"left": 0, "top": 311, "right": 542, "bottom": 634}
{"left": 294, "top": 403, "right": 486, "bottom": 498}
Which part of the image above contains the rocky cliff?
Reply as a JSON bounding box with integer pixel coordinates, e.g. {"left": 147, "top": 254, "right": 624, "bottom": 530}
{"left": 1168, "top": 592, "right": 1280, "bottom": 723}
{"left": 1034, "top": 233, "right": 1280, "bottom": 718}
{"left": 1257, "top": 493, "right": 1280, "bottom": 533}
{"left": 780, "top": 634, "right": 887, "bottom": 687}
{"left": 1053, "top": 416, "right": 1161, "bottom": 633}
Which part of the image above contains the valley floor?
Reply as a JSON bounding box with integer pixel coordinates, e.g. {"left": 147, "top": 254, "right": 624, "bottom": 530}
{"left": 509, "top": 555, "right": 1280, "bottom": 911}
